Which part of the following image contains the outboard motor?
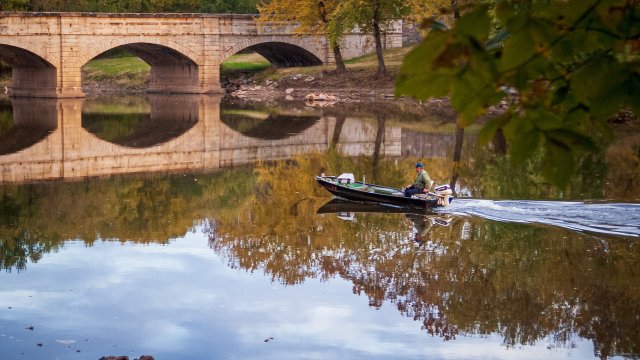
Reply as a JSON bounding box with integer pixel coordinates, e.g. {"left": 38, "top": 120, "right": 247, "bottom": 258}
{"left": 434, "top": 184, "right": 453, "bottom": 206}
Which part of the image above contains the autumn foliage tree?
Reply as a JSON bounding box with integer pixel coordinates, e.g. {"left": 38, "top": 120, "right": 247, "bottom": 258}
{"left": 332, "top": 0, "right": 410, "bottom": 77}
{"left": 258, "top": 0, "right": 347, "bottom": 73}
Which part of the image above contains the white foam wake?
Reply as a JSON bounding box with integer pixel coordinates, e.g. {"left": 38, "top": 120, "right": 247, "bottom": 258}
{"left": 447, "top": 199, "right": 640, "bottom": 237}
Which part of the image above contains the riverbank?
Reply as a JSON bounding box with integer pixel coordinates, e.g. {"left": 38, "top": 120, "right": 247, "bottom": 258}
{"left": 78, "top": 48, "right": 414, "bottom": 102}
{"left": 78, "top": 47, "right": 466, "bottom": 121}
{"left": 0, "top": 48, "right": 636, "bottom": 125}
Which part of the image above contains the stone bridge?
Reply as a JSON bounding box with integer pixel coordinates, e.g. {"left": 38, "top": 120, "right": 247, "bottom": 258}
{"left": 0, "top": 12, "right": 403, "bottom": 98}
{"left": 0, "top": 95, "right": 402, "bottom": 182}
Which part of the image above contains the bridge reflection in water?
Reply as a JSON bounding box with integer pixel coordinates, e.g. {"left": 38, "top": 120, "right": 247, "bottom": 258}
{"left": 0, "top": 95, "right": 402, "bottom": 183}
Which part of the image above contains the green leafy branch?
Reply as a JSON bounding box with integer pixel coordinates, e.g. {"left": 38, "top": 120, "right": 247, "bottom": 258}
{"left": 397, "top": 0, "right": 640, "bottom": 186}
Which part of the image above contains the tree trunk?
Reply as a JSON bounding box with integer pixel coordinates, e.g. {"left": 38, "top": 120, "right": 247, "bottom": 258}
{"left": 451, "top": 0, "right": 460, "bottom": 19}
{"left": 330, "top": 114, "right": 346, "bottom": 148}
{"left": 492, "top": 128, "right": 507, "bottom": 155}
{"left": 372, "top": 3, "right": 386, "bottom": 77}
{"left": 332, "top": 44, "right": 346, "bottom": 74}
{"left": 372, "top": 112, "right": 386, "bottom": 182}
{"left": 449, "top": 124, "right": 465, "bottom": 194}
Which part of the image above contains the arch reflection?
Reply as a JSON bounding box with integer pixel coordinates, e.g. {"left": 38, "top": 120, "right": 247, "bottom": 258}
{"left": 82, "top": 95, "right": 199, "bottom": 148}
{"left": 0, "top": 98, "right": 58, "bottom": 155}
{"left": 221, "top": 104, "right": 320, "bottom": 140}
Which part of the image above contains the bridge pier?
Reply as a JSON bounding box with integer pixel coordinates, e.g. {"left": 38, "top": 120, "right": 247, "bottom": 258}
{"left": 10, "top": 68, "right": 84, "bottom": 98}
{"left": 9, "top": 68, "right": 59, "bottom": 98}
{"left": 148, "top": 64, "right": 221, "bottom": 94}
{"left": 9, "top": 66, "right": 85, "bottom": 98}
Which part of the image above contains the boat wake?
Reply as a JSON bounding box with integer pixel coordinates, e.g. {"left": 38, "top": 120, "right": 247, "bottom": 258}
{"left": 447, "top": 199, "right": 640, "bottom": 238}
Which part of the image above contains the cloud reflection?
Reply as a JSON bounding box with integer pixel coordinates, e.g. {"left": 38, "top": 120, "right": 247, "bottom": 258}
{"left": 0, "top": 226, "right": 605, "bottom": 360}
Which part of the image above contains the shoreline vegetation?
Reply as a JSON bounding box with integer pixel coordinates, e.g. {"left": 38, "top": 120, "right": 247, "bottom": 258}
{"left": 1, "top": 49, "right": 635, "bottom": 126}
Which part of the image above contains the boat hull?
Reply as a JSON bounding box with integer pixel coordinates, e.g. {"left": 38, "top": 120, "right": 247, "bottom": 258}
{"left": 315, "top": 176, "right": 447, "bottom": 209}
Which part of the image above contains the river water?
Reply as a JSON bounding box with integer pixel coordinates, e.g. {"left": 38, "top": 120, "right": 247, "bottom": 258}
{"left": 0, "top": 94, "right": 639, "bottom": 360}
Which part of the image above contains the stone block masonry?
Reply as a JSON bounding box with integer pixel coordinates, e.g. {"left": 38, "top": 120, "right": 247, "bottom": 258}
{"left": 0, "top": 12, "right": 404, "bottom": 98}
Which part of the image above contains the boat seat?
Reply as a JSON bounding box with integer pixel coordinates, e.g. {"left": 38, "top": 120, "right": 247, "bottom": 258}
{"left": 426, "top": 180, "right": 435, "bottom": 192}
{"left": 411, "top": 181, "right": 435, "bottom": 199}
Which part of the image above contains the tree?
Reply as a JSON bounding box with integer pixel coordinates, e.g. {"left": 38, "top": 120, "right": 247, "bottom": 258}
{"left": 0, "top": 0, "right": 260, "bottom": 13}
{"left": 258, "top": 0, "right": 347, "bottom": 73}
{"left": 406, "top": 0, "right": 454, "bottom": 23}
{"left": 200, "top": 0, "right": 259, "bottom": 13}
{"left": 397, "top": 0, "right": 640, "bottom": 186}
{"left": 0, "top": 0, "right": 30, "bottom": 11}
{"left": 333, "top": 0, "right": 410, "bottom": 77}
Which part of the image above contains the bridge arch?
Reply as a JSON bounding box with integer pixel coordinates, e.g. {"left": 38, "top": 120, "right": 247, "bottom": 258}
{"left": 0, "top": 43, "right": 58, "bottom": 97}
{"left": 0, "top": 40, "right": 57, "bottom": 66}
{"left": 80, "top": 39, "right": 202, "bottom": 94}
{"left": 79, "top": 38, "right": 201, "bottom": 68}
{"left": 222, "top": 37, "right": 325, "bottom": 67}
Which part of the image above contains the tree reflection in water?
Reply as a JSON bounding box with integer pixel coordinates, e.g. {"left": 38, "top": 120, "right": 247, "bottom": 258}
{"left": 0, "top": 101, "right": 638, "bottom": 358}
{"left": 208, "top": 154, "right": 639, "bottom": 359}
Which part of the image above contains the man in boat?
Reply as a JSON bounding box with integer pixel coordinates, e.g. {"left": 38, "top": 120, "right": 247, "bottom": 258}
{"left": 404, "top": 162, "right": 432, "bottom": 197}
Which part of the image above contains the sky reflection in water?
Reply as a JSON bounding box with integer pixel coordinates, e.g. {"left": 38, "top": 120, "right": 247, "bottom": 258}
{"left": 0, "top": 228, "right": 601, "bottom": 360}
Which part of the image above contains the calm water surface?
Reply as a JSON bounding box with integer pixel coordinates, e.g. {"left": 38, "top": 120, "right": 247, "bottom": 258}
{"left": 0, "top": 95, "right": 639, "bottom": 360}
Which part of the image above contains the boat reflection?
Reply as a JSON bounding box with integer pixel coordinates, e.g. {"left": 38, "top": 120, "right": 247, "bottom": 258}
{"left": 317, "top": 198, "right": 430, "bottom": 215}
{"left": 317, "top": 198, "right": 454, "bottom": 241}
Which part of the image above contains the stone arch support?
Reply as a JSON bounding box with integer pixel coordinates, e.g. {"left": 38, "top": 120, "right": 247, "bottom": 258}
{"left": 220, "top": 36, "right": 330, "bottom": 66}
{"left": 0, "top": 38, "right": 59, "bottom": 66}
{"left": 0, "top": 43, "right": 59, "bottom": 98}
{"left": 78, "top": 37, "right": 202, "bottom": 69}
{"left": 78, "top": 38, "right": 210, "bottom": 94}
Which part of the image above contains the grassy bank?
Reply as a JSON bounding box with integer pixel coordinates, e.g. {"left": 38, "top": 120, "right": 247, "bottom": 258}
{"left": 81, "top": 53, "right": 272, "bottom": 90}
{"left": 249, "top": 46, "right": 413, "bottom": 90}
{"left": 221, "top": 53, "right": 272, "bottom": 75}
{"left": 82, "top": 56, "right": 151, "bottom": 89}
{"left": 79, "top": 48, "right": 410, "bottom": 91}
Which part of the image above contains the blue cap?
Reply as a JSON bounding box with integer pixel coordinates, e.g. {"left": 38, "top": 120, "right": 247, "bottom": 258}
{"left": 416, "top": 162, "right": 423, "bottom": 168}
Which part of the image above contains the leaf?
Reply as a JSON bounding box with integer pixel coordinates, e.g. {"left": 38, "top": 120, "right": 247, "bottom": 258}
{"left": 495, "top": 2, "right": 517, "bottom": 25}
{"left": 451, "top": 75, "right": 487, "bottom": 126}
{"left": 456, "top": 6, "right": 491, "bottom": 41}
{"left": 545, "top": 129, "right": 598, "bottom": 152}
{"left": 396, "top": 31, "right": 452, "bottom": 99}
{"left": 478, "top": 114, "right": 510, "bottom": 145}
{"left": 509, "top": 128, "right": 542, "bottom": 165}
{"left": 571, "top": 55, "right": 631, "bottom": 119}
{"left": 500, "top": 28, "right": 537, "bottom": 71}
{"left": 542, "top": 141, "right": 576, "bottom": 188}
